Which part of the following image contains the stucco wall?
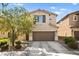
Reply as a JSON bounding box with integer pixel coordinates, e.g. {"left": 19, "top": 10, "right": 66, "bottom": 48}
{"left": 31, "top": 11, "right": 56, "bottom": 25}
{"left": 31, "top": 11, "right": 49, "bottom": 24}
{"left": 58, "top": 17, "right": 72, "bottom": 37}
{"left": 32, "top": 24, "right": 57, "bottom": 31}
{"left": 49, "top": 14, "right": 56, "bottom": 26}
{"left": 69, "top": 14, "right": 79, "bottom": 27}
{"left": 31, "top": 10, "right": 57, "bottom": 31}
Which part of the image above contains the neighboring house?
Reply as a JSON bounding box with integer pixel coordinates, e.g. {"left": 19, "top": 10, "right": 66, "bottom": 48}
{"left": 30, "top": 9, "right": 58, "bottom": 41}
{"left": 57, "top": 11, "right": 79, "bottom": 40}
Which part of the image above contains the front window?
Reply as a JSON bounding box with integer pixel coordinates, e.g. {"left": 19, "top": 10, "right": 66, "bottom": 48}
{"left": 34, "top": 15, "right": 46, "bottom": 23}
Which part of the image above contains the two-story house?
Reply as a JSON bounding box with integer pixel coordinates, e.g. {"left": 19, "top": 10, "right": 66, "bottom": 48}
{"left": 57, "top": 11, "right": 79, "bottom": 40}
{"left": 30, "top": 9, "right": 58, "bottom": 41}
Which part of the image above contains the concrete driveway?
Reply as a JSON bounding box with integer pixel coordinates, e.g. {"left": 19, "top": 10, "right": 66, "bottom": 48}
{"left": 26, "top": 41, "right": 77, "bottom": 55}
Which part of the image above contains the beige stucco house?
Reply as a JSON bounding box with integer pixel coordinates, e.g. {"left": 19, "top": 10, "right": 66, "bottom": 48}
{"left": 30, "top": 9, "right": 58, "bottom": 41}
{"left": 57, "top": 11, "right": 79, "bottom": 40}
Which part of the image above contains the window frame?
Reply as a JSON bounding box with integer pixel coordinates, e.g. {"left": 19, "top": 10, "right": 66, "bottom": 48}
{"left": 34, "top": 15, "right": 46, "bottom": 23}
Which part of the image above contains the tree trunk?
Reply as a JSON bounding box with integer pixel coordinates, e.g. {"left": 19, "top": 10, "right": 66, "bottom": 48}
{"left": 12, "top": 39, "right": 14, "bottom": 46}
{"left": 25, "top": 33, "right": 29, "bottom": 41}
{"left": 11, "top": 29, "right": 16, "bottom": 47}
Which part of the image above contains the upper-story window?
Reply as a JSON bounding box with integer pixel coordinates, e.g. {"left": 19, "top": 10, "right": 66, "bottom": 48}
{"left": 73, "top": 14, "right": 79, "bottom": 21}
{"left": 34, "top": 15, "right": 46, "bottom": 23}
{"left": 77, "top": 14, "right": 79, "bottom": 21}
{"left": 74, "top": 16, "right": 77, "bottom": 21}
{"left": 73, "top": 15, "right": 78, "bottom": 21}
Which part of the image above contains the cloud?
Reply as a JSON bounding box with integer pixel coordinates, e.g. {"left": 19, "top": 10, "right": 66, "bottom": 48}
{"left": 13, "top": 3, "right": 24, "bottom": 6}
{"left": 50, "top": 6, "right": 56, "bottom": 10}
{"left": 72, "top": 3, "right": 78, "bottom": 5}
{"left": 54, "top": 11, "right": 62, "bottom": 15}
{"left": 59, "top": 8, "right": 67, "bottom": 11}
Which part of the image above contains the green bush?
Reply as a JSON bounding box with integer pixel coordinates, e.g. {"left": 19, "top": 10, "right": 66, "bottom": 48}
{"left": 0, "top": 38, "right": 9, "bottom": 47}
{"left": 1, "top": 44, "right": 9, "bottom": 51}
{"left": 64, "top": 37, "right": 75, "bottom": 44}
{"left": 0, "top": 42, "right": 7, "bottom": 46}
{"left": 67, "top": 42, "right": 78, "bottom": 49}
{"left": 0, "top": 38, "right": 9, "bottom": 51}
{"left": 15, "top": 40, "right": 21, "bottom": 45}
{"left": 15, "top": 40, "right": 22, "bottom": 49}
{"left": 0, "top": 38, "right": 10, "bottom": 43}
{"left": 64, "top": 37, "right": 78, "bottom": 49}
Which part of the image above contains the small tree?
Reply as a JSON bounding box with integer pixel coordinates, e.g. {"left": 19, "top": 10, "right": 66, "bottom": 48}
{"left": 0, "top": 4, "right": 27, "bottom": 46}
{"left": 0, "top": 4, "right": 35, "bottom": 49}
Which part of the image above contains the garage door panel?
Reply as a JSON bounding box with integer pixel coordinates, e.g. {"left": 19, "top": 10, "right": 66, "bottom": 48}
{"left": 33, "top": 31, "right": 55, "bottom": 41}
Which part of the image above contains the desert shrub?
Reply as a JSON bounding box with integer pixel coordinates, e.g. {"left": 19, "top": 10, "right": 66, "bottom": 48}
{"left": 67, "top": 42, "right": 78, "bottom": 49}
{"left": 15, "top": 40, "right": 21, "bottom": 45}
{"left": 64, "top": 37, "right": 78, "bottom": 49}
{"left": 1, "top": 44, "right": 9, "bottom": 51}
{"left": 0, "top": 42, "right": 7, "bottom": 46}
{"left": 0, "top": 41, "right": 9, "bottom": 51}
{"left": 0, "top": 38, "right": 10, "bottom": 43}
{"left": 64, "top": 37, "right": 75, "bottom": 44}
{"left": 0, "top": 38, "right": 9, "bottom": 51}
{"left": 15, "top": 40, "right": 22, "bottom": 49}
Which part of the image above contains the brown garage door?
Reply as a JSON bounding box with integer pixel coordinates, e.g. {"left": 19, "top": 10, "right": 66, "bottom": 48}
{"left": 33, "top": 31, "right": 55, "bottom": 41}
{"left": 74, "top": 31, "right": 79, "bottom": 40}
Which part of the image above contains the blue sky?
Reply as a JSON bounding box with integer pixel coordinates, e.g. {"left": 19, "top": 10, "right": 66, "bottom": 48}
{"left": 0, "top": 3, "right": 79, "bottom": 22}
